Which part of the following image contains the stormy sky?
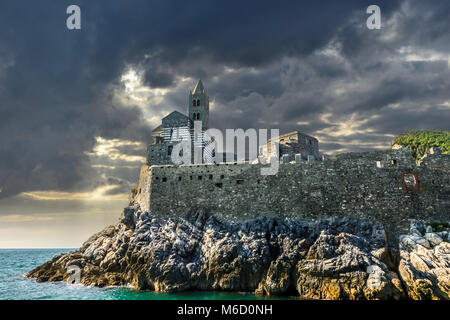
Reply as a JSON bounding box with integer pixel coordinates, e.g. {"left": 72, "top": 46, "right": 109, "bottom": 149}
{"left": 0, "top": 0, "right": 449, "bottom": 247}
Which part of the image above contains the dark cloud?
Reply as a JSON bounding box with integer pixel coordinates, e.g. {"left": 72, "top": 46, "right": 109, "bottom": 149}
{"left": 0, "top": 0, "right": 449, "bottom": 201}
{"left": 104, "top": 176, "right": 133, "bottom": 195}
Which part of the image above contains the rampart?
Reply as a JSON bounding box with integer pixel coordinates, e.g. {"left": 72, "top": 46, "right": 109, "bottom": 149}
{"left": 132, "top": 149, "right": 450, "bottom": 244}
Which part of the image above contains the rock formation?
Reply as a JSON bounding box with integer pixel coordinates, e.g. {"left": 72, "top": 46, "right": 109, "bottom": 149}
{"left": 27, "top": 206, "right": 449, "bottom": 299}
{"left": 398, "top": 220, "right": 450, "bottom": 299}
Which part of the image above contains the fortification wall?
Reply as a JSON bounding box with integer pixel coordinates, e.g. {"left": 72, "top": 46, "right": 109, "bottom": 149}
{"left": 260, "top": 131, "right": 320, "bottom": 162}
{"left": 133, "top": 149, "right": 450, "bottom": 244}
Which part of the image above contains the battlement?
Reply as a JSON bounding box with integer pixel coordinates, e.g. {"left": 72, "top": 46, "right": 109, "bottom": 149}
{"left": 132, "top": 148, "right": 449, "bottom": 244}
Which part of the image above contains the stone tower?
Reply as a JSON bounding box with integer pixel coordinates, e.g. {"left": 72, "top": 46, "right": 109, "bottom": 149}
{"left": 189, "top": 79, "right": 209, "bottom": 131}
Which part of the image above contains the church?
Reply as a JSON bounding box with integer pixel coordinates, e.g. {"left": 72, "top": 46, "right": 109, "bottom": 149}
{"left": 147, "top": 79, "right": 320, "bottom": 166}
{"left": 147, "top": 79, "right": 212, "bottom": 165}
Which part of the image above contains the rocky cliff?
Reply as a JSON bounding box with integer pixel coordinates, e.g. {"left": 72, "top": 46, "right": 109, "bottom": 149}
{"left": 27, "top": 206, "right": 449, "bottom": 300}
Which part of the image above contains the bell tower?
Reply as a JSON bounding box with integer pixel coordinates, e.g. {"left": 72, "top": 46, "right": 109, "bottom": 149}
{"left": 189, "top": 79, "right": 209, "bottom": 130}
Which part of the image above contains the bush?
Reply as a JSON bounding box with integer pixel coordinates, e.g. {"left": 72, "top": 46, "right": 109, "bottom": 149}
{"left": 391, "top": 130, "right": 450, "bottom": 159}
{"left": 426, "top": 222, "right": 450, "bottom": 233}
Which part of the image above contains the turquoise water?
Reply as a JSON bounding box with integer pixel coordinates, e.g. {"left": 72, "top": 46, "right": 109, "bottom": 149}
{"left": 0, "top": 249, "right": 295, "bottom": 300}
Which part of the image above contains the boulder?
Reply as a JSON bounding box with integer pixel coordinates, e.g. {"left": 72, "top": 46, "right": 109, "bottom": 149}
{"left": 398, "top": 222, "right": 450, "bottom": 300}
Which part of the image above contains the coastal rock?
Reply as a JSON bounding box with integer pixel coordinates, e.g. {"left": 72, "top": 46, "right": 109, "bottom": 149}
{"left": 27, "top": 211, "right": 449, "bottom": 300}
{"left": 256, "top": 255, "right": 293, "bottom": 295}
{"left": 425, "top": 232, "right": 443, "bottom": 247}
{"left": 295, "top": 232, "right": 403, "bottom": 300}
{"left": 398, "top": 221, "right": 450, "bottom": 300}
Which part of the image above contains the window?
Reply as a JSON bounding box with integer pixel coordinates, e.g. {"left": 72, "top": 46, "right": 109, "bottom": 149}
{"left": 209, "top": 174, "right": 213, "bottom": 180}
{"left": 193, "top": 99, "right": 196, "bottom": 106}
{"left": 178, "top": 177, "right": 182, "bottom": 181}
{"left": 220, "top": 175, "right": 224, "bottom": 179}
{"left": 402, "top": 171, "right": 420, "bottom": 193}
{"left": 197, "top": 99, "right": 200, "bottom": 106}
{"left": 391, "top": 160, "right": 397, "bottom": 165}
{"left": 168, "top": 145, "right": 173, "bottom": 156}
{"left": 215, "top": 183, "right": 223, "bottom": 188}
{"left": 376, "top": 161, "right": 383, "bottom": 168}
{"left": 198, "top": 175, "right": 202, "bottom": 180}
{"left": 162, "top": 177, "right": 167, "bottom": 182}
{"left": 236, "top": 179, "right": 244, "bottom": 185}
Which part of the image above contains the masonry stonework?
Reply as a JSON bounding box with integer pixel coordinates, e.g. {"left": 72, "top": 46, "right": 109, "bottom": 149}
{"left": 132, "top": 148, "right": 450, "bottom": 245}
{"left": 259, "top": 131, "right": 320, "bottom": 162}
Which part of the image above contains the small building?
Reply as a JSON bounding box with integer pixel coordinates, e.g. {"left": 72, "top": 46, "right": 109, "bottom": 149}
{"left": 259, "top": 131, "right": 320, "bottom": 162}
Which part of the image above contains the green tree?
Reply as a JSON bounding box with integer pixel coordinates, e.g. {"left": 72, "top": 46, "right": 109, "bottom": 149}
{"left": 391, "top": 130, "right": 450, "bottom": 159}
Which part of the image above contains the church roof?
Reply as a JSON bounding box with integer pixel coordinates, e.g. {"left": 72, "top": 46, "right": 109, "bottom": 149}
{"left": 162, "top": 110, "right": 191, "bottom": 122}
{"left": 152, "top": 125, "right": 162, "bottom": 133}
{"left": 162, "top": 111, "right": 191, "bottom": 128}
{"left": 192, "top": 79, "right": 205, "bottom": 94}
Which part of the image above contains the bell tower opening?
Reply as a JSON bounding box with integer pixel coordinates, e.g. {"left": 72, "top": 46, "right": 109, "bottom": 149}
{"left": 189, "top": 79, "right": 209, "bottom": 130}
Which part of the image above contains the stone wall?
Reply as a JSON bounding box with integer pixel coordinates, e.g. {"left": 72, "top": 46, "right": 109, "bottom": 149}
{"left": 147, "top": 141, "right": 175, "bottom": 165}
{"left": 133, "top": 149, "right": 450, "bottom": 245}
{"left": 259, "top": 131, "right": 320, "bottom": 162}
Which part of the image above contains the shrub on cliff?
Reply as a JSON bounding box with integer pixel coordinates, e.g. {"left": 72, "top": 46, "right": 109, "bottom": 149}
{"left": 391, "top": 130, "right": 450, "bottom": 159}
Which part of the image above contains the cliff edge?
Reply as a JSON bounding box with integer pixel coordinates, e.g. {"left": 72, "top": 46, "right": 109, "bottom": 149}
{"left": 27, "top": 206, "right": 449, "bottom": 300}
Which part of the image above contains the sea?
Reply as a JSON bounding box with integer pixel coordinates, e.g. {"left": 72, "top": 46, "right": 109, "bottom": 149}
{"left": 0, "top": 249, "right": 296, "bottom": 300}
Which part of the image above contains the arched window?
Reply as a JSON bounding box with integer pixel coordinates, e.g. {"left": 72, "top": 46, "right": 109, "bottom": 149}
{"left": 197, "top": 99, "right": 201, "bottom": 106}
{"left": 193, "top": 112, "right": 201, "bottom": 120}
{"left": 193, "top": 99, "right": 196, "bottom": 106}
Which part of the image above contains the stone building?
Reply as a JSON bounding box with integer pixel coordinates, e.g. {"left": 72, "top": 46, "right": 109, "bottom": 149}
{"left": 147, "top": 80, "right": 211, "bottom": 165}
{"left": 147, "top": 79, "right": 320, "bottom": 165}
{"left": 137, "top": 83, "right": 448, "bottom": 243}
{"left": 132, "top": 148, "right": 450, "bottom": 244}
{"left": 259, "top": 131, "right": 320, "bottom": 162}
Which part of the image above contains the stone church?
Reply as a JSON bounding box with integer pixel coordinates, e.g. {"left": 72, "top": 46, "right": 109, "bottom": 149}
{"left": 147, "top": 79, "right": 320, "bottom": 165}
{"left": 147, "top": 79, "right": 211, "bottom": 165}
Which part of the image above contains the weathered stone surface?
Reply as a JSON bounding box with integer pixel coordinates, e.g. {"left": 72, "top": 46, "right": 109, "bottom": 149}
{"left": 256, "top": 255, "right": 293, "bottom": 295}
{"left": 31, "top": 208, "right": 445, "bottom": 299}
{"left": 295, "top": 232, "right": 404, "bottom": 300}
{"left": 133, "top": 149, "right": 450, "bottom": 245}
{"left": 398, "top": 221, "right": 450, "bottom": 300}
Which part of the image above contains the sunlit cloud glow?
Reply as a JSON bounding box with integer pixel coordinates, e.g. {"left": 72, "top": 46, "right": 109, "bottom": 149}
{"left": 21, "top": 185, "right": 128, "bottom": 202}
